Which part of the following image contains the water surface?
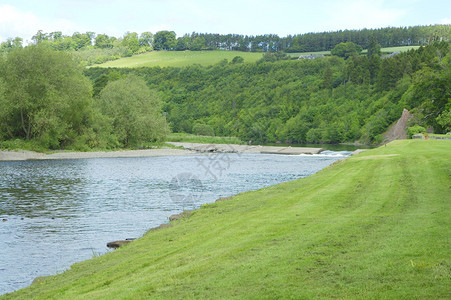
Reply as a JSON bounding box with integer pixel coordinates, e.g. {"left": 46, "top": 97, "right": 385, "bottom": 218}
{"left": 0, "top": 151, "right": 349, "bottom": 294}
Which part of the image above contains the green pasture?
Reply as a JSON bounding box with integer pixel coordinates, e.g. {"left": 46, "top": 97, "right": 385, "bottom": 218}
{"left": 91, "top": 50, "right": 264, "bottom": 68}
{"left": 4, "top": 139, "right": 450, "bottom": 299}
{"left": 93, "top": 46, "right": 423, "bottom": 68}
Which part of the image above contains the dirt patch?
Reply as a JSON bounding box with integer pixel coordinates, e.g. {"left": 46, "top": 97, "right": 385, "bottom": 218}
{"left": 383, "top": 109, "right": 412, "bottom": 143}
{"left": 215, "top": 196, "right": 233, "bottom": 202}
{"left": 169, "top": 210, "right": 194, "bottom": 222}
{"left": 149, "top": 223, "right": 173, "bottom": 231}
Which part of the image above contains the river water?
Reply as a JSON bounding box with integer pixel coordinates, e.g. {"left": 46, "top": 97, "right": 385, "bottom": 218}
{"left": 0, "top": 151, "right": 349, "bottom": 294}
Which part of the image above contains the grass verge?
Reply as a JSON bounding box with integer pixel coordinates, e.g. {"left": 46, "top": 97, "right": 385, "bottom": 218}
{"left": 3, "top": 140, "right": 450, "bottom": 299}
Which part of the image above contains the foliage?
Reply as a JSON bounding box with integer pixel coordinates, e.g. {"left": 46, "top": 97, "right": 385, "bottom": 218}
{"left": 331, "top": 42, "right": 363, "bottom": 59}
{"left": 192, "top": 123, "right": 215, "bottom": 136}
{"left": 436, "top": 109, "right": 451, "bottom": 133}
{"left": 2, "top": 25, "right": 449, "bottom": 67}
{"left": 153, "top": 31, "right": 177, "bottom": 50}
{"left": 167, "top": 133, "right": 243, "bottom": 144}
{"left": 5, "top": 140, "right": 450, "bottom": 299}
{"left": 0, "top": 45, "right": 93, "bottom": 149}
{"left": 86, "top": 42, "right": 450, "bottom": 144}
{"left": 97, "top": 75, "right": 169, "bottom": 147}
{"left": 407, "top": 125, "right": 427, "bottom": 138}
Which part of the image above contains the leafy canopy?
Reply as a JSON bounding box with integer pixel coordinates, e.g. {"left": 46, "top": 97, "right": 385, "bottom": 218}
{"left": 0, "top": 45, "right": 92, "bottom": 148}
{"left": 98, "top": 75, "right": 169, "bottom": 147}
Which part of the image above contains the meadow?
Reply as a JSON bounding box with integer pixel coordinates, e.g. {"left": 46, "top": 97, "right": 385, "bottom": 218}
{"left": 91, "top": 50, "right": 264, "bottom": 68}
{"left": 92, "top": 46, "right": 422, "bottom": 68}
{"left": 4, "top": 139, "right": 450, "bottom": 299}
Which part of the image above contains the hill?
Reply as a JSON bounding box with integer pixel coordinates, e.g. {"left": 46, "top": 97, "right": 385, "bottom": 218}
{"left": 4, "top": 139, "right": 450, "bottom": 299}
{"left": 91, "top": 50, "right": 264, "bottom": 68}
{"left": 85, "top": 42, "right": 450, "bottom": 145}
{"left": 92, "top": 46, "right": 420, "bottom": 68}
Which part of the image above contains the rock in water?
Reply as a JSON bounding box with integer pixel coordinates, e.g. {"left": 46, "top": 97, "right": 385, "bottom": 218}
{"left": 107, "top": 240, "right": 132, "bottom": 248}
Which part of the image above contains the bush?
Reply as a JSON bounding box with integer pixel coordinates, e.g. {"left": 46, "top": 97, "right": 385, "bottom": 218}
{"left": 192, "top": 124, "right": 215, "bottom": 136}
{"left": 407, "top": 125, "right": 426, "bottom": 138}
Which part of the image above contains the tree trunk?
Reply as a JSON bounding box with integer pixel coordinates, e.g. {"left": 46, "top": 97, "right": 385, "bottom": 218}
{"left": 20, "top": 108, "right": 31, "bottom": 140}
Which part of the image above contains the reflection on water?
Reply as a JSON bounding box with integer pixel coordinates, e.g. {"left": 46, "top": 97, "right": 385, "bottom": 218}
{"left": 0, "top": 152, "right": 349, "bottom": 294}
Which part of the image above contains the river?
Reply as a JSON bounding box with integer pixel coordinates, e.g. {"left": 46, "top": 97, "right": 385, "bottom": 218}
{"left": 0, "top": 151, "right": 349, "bottom": 294}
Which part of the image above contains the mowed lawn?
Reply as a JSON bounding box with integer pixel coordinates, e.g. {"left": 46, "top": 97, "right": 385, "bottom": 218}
{"left": 4, "top": 140, "right": 450, "bottom": 299}
{"left": 92, "top": 50, "right": 264, "bottom": 68}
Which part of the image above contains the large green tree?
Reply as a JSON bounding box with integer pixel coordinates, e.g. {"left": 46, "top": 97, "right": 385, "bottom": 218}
{"left": 98, "top": 75, "right": 169, "bottom": 146}
{"left": 0, "top": 45, "right": 93, "bottom": 148}
{"left": 153, "top": 31, "right": 176, "bottom": 50}
{"left": 331, "top": 42, "right": 363, "bottom": 59}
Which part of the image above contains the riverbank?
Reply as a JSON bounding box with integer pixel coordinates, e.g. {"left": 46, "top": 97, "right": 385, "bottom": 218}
{"left": 167, "top": 142, "right": 324, "bottom": 154}
{"left": 0, "top": 143, "right": 325, "bottom": 161}
{"left": 3, "top": 140, "right": 450, "bottom": 299}
{"left": 0, "top": 148, "right": 195, "bottom": 161}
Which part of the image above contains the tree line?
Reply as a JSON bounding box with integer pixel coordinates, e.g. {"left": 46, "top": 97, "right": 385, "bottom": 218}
{"left": 1, "top": 25, "right": 449, "bottom": 66}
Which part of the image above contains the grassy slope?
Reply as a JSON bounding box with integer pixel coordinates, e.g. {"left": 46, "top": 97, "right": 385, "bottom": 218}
{"left": 91, "top": 50, "right": 264, "bottom": 68}
{"left": 92, "top": 46, "right": 421, "bottom": 68}
{"left": 4, "top": 140, "right": 450, "bottom": 299}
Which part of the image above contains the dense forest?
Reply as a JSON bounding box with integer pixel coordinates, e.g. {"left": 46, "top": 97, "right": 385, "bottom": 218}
{"left": 1, "top": 25, "right": 449, "bottom": 66}
{"left": 85, "top": 42, "right": 450, "bottom": 145}
{"left": 0, "top": 30, "right": 449, "bottom": 150}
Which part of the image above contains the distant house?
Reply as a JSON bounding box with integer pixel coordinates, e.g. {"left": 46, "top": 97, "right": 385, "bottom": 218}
{"left": 381, "top": 51, "right": 400, "bottom": 59}
{"left": 298, "top": 54, "right": 325, "bottom": 60}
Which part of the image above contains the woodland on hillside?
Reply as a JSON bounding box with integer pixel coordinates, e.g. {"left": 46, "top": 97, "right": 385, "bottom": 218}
{"left": 0, "top": 28, "right": 450, "bottom": 149}
{"left": 86, "top": 42, "right": 450, "bottom": 145}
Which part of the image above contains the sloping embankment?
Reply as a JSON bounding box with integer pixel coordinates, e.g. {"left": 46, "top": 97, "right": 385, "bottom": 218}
{"left": 3, "top": 140, "right": 450, "bottom": 299}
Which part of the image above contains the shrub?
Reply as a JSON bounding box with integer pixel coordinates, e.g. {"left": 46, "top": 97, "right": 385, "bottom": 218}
{"left": 407, "top": 125, "right": 426, "bottom": 138}
{"left": 193, "top": 124, "right": 215, "bottom": 136}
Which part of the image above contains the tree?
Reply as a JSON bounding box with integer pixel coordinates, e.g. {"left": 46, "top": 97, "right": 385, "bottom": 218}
{"left": 31, "top": 30, "right": 48, "bottom": 44}
{"left": 95, "top": 34, "right": 114, "bottom": 49}
{"left": 139, "top": 32, "right": 154, "bottom": 48}
{"left": 189, "top": 37, "right": 205, "bottom": 51}
{"left": 153, "top": 31, "right": 176, "bottom": 50}
{"left": 0, "top": 37, "right": 23, "bottom": 51}
{"left": 121, "top": 32, "right": 140, "bottom": 55}
{"left": 331, "top": 42, "right": 363, "bottom": 59}
{"left": 98, "top": 75, "right": 169, "bottom": 146}
{"left": 367, "top": 34, "right": 381, "bottom": 57}
{"left": 0, "top": 45, "right": 93, "bottom": 148}
{"left": 175, "top": 36, "right": 188, "bottom": 51}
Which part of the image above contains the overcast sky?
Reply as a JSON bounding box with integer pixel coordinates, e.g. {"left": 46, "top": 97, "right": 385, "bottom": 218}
{"left": 0, "top": 0, "right": 450, "bottom": 43}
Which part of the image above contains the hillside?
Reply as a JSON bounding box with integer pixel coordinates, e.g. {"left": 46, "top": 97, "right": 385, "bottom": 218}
{"left": 85, "top": 42, "right": 450, "bottom": 146}
{"left": 4, "top": 140, "right": 450, "bottom": 299}
{"left": 91, "top": 50, "right": 264, "bottom": 68}
{"left": 92, "top": 46, "right": 420, "bottom": 68}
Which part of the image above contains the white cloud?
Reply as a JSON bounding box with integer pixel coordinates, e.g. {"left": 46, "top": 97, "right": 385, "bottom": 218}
{"left": 0, "top": 4, "right": 81, "bottom": 43}
{"left": 439, "top": 18, "right": 451, "bottom": 25}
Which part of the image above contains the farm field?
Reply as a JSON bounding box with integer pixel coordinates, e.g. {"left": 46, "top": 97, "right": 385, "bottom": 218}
{"left": 4, "top": 139, "right": 450, "bottom": 299}
{"left": 91, "top": 50, "right": 264, "bottom": 68}
{"left": 93, "top": 45, "right": 423, "bottom": 68}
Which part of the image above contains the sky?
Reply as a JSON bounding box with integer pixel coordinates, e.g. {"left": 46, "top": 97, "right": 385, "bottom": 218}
{"left": 0, "top": 0, "right": 450, "bottom": 43}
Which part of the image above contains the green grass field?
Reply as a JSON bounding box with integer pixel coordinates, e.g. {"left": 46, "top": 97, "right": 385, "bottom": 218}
{"left": 93, "top": 46, "right": 422, "bottom": 68}
{"left": 4, "top": 140, "right": 450, "bottom": 299}
{"left": 91, "top": 50, "right": 264, "bottom": 68}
